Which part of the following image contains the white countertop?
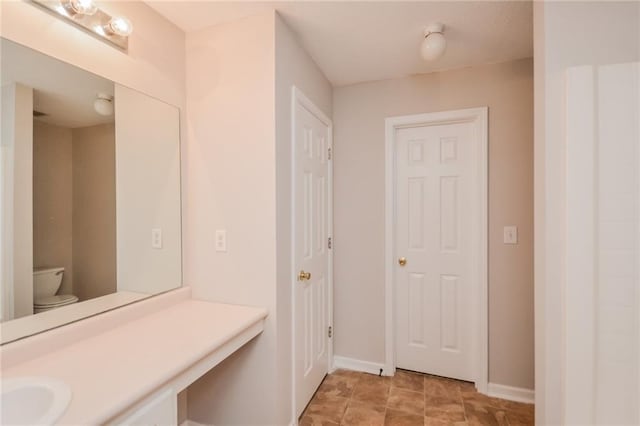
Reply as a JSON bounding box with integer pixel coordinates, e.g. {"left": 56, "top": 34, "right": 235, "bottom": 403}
{"left": 1, "top": 299, "right": 268, "bottom": 425}
{"left": 1, "top": 291, "right": 149, "bottom": 344}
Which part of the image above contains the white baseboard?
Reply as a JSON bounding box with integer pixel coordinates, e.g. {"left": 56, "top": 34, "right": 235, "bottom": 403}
{"left": 332, "top": 358, "right": 534, "bottom": 405}
{"left": 487, "top": 382, "right": 535, "bottom": 404}
{"left": 332, "top": 355, "right": 386, "bottom": 376}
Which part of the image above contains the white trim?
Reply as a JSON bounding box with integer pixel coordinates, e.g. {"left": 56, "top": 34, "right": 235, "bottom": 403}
{"left": 332, "top": 356, "right": 386, "bottom": 376}
{"left": 636, "top": 62, "right": 640, "bottom": 426}
{"left": 487, "top": 383, "right": 535, "bottom": 405}
{"left": 291, "top": 87, "right": 333, "bottom": 425}
{"left": 564, "top": 65, "right": 596, "bottom": 423}
{"left": 384, "top": 107, "right": 489, "bottom": 392}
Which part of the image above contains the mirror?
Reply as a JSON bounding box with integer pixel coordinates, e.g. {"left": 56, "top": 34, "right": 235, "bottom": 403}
{"left": 0, "top": 38, "right": 182, "bottom": 344}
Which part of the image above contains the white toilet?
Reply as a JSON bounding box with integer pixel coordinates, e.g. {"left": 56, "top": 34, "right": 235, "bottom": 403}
{"left": 33, "top": 267, "right": 79, "bottom": 313}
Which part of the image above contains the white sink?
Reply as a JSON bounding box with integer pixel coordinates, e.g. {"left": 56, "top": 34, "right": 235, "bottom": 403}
{"left": 1, "top": 377, "right": 71, "bottom": 425}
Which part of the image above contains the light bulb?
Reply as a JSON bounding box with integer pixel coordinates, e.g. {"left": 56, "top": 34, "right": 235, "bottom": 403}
{"left": 106, "top": 16, "right": 133, "bottom": 37}
{"left": 64, "top": 0, "right": 97, "bottom": 16}
{"left": 420, "top": 23, "right": 447, "bottom": 61}
{"left": 94, "top": 94, "right": 114, "bottom": 116}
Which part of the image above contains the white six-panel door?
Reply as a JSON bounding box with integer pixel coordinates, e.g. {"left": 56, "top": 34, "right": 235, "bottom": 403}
{"left": 394, "top": 122, "right": 476, "bottom": 381}
{"left": 293, "top": 90, "right": 331, "bottom": 417}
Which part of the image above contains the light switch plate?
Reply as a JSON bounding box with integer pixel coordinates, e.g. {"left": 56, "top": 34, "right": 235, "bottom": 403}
{"left": 215, "top": 230, "right": 227, "bottom": 252}
{"left": 151, "top": 228, "right": 163, "bottom": 249}
{"left": 503, "top": 226, "right": 518, "bottom": 244}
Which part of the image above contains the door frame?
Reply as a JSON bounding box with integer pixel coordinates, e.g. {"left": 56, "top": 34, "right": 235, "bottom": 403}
{"left": 291, "top": 86, "right": 334, "bottom": 422}
{"left": 383, "top": 107, "right": 488, "bottom": 393}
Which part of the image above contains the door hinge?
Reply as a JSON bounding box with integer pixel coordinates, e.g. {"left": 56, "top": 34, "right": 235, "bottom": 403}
{"left": 328, "top": 237, "right": 332, "bottom": 249}
{"left": 328, "top": 147, "right": 332, "bottom": 160}
{"left": 328, "top": 326, "right": 333, "bottom": 338}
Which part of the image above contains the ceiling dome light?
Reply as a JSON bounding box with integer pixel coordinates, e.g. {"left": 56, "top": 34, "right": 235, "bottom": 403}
{"left": 94, "top": 93, "right": 114, "bottom": 116}
{"left": 106, "top": 16, "right": 133, "bottom": 37}
{"left": 420, "top": 23, "right": 447, "bottom": 61}
{"left": 63, "top": 0, "right": 97, "bottom": 16}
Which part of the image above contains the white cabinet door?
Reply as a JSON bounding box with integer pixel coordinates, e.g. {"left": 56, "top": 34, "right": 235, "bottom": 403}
{"left": 113, "top": 388, "right": 176, "bottom": 426}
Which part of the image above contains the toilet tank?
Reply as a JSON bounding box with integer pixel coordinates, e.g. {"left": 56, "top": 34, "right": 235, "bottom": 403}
{"left": 33, "top": 267, "right": 64, "bottom": 300}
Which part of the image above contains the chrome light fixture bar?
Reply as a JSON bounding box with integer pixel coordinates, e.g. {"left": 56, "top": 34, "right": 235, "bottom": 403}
{"left": 29, "top": 0, "right": 132, "bottom": 51}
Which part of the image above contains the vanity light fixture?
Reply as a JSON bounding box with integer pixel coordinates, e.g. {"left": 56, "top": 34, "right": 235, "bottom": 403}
{"left": 105, "top": 16, "right": 133, "bottom": 37}
{"left": 29, "top": 0, "right": 133, "bottom": 51}
{"left": 94, "top": 93, "right": 114, "bottom": 116}
{"left": 420, "top": 23, "right": 447, "bottom": 61}
{"left": 61, "top": 0, "right": 97, "bottom": 16}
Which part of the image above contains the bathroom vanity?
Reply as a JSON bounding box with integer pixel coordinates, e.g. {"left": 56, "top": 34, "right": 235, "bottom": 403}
{"left": 0, "top": 5, "right": 268, "bottom": 425}
{"left": 0, "top": 288, "right": 268, "bottom": 424}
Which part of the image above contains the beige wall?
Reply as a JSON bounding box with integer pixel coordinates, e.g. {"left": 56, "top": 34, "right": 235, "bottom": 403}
{"left": 184, "top": 12, "right": 280, "bottom": 425}
{"left": 33, "top": 121, "right": 73, "bottom": 295}
{"left": 184, "top": 11, "right": 332, "bottom": 425}
{"left": 72, "top": 123, "right": 116, "bottom": 301}
{"left": 534, "top": 2, "right": 640, "bottom": 423}
{"left": 333, "top": 58, "right": 534, "bottom": 390}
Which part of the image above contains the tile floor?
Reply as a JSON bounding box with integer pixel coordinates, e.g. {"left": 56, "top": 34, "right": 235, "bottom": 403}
{"left": 300, "top": 369, "right": 534, "bottom": 426}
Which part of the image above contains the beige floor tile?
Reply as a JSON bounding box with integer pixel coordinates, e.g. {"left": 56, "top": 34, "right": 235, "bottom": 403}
{"left": 424, "top": 395, "right": 465, "bottom": 423}
{"left": 352, "top": 381, "right": 391, "bottom": 406}
{"left": 387, "top": 387, "right": 425, "bottom": 415}
{"left": 424, "top": 417, "right": 468, "bottom": 426}
{"left": 332, "top": 369, "right": 367, "bottom": 381}
{"left": 497, "top": 399, "right": 534, "bottom": 415}
{"left": 460, "top": 391, "right": 507, "bottom": 414}
{"left": 359, "top": 372, "right": 392, "bottom": 385}
{"left": 424, "top": 376, "right": 461, "bottom": 399}
{"left": 299, "top": 415, "right": 340, "bottom": 426}
{"left": 392, "top": 369, "right": 425, "bottom": 393}
{"left": 384, "top": 409, "right": 425, "bottom": 426}
{"left": 300, "top": 369, "right": 534, "bottom": 426}
{"left": 303, "top": 395, "right": 349, "bottom": 424}
{"left": 342, "top": 400, "right": 386, "bottom": 426}
{"left": 505, "top": 409, "right": 534, "bottom": 426}
{"left": 464, "top": 403, "right": 509, "bottom": 426}
{"left": 315, "top": 374, "right": 357, "bottom": 399}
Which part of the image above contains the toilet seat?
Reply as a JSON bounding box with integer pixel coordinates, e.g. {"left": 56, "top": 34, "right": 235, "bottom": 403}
{"left": 34, "top": 294, "right": 79, "bottom": 308}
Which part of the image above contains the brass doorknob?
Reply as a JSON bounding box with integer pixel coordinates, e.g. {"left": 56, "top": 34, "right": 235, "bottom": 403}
{"left": 298, "top": 270, "right": 311, "bottom": 281}
{"left": 398, "top": 257, "right": 407, "bottom": 266}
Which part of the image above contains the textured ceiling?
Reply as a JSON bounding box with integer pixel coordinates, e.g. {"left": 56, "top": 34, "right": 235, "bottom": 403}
{"left": 147, "top": 1, "right": 533, "bottom": 87}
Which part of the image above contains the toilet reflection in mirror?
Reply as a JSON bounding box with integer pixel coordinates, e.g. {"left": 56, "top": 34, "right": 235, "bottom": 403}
{"left": 33, "top": 268, "right": 78, "bottom": 313}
